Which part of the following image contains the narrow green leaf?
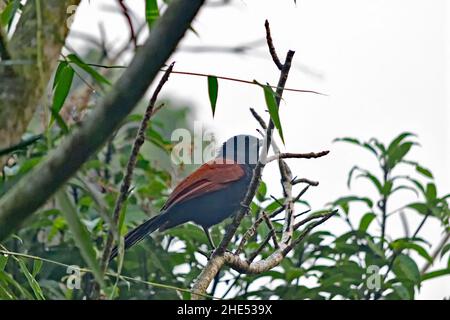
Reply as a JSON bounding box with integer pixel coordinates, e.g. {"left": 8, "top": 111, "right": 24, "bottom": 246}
{"left": 0, "top": 0, "right": 20, "bottom": 28}
{"left": 333, "top": 137, "right": 361, "bottom": 146}
{"left": 387, "top": 132, "right": 415, "bottom": 155}
{"left": 207, "top": 75, "right": 218, "bottom": 117}
{"left": 421, "top": 268, "right": 450, "bottom": 281}
{"left": 425, "top": 183, "right": 437, "bottom": 201}
{"left": 67, "top": 54, "right": 111, "bottom": 86}
{"left": 145, "top": 0, "right": 159, "bottom": 28}
{"left": 366, "top": 237, "right": 386, "bottom": 258}
{"left": 256, "top": 81, "right": 284, "bottom": 143}
{"left": 51, "top": 62, "right": 74, "bottom": 120}
{"left": 407, "top": 202, "right": 429, "bottom": 215}
{"left": 56, "top": 189, "right": 105, "bottom": 288}
{"left": 356, "top": 171, "right": 383, "bottom": 194}
{"left": 0, "top": 255, "right": 8, "bottom": 271}
{"left": 358, "top": 212, "right": 376, "bottom": 232}
{"left": 382, "top": 180, "right": 393, "bottom": 196}
{"left": 390, "top": 240, "right": 433, "bottom": 263}
{"left": 17, "top": 259, "right": 45, "bottom": 300}
{"left": 387, "top": 142, "right": 414, "bottom": 169}
{"left": 32, "top": 260, "right": 43, "bottom": 277}
{"left": 333, "top": 196, "right": 373, "bottom": 209}
{"left": 53, "top": 61, "right": 67, "bottom": 89}
{"left": 50, "top": 107, "right": 69, "bottom": 134}
{"left": 441, "top": 243, "right": 450, "bottom": 258}
{"left": 415, "top": 165, "right": 433, "bottom": 179}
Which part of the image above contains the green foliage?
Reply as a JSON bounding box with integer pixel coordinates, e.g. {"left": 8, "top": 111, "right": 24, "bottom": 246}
{"left": 207, "top": 75, "right": 218, "bottom": 117}
{"left": 145, "top": 0, "right": 160, "bottom": 29}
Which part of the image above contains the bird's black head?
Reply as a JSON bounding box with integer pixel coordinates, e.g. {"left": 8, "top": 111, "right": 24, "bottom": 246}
{"left": 217, "top": 135, "right": 262, "bottom": 166}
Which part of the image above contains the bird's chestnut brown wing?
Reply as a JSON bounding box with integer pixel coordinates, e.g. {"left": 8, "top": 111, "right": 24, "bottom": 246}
{"left": 161, "top": 159, "right": 245, "bottom": 211}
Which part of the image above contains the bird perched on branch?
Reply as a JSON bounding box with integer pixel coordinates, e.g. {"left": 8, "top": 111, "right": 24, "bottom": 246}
{"left": 109, "top": 135, "right": 261, "bottom": 261}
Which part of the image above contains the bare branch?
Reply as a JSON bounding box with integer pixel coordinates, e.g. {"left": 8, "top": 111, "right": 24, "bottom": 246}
{"left": 100, "top": 63, "right": 174, "bottom": 272}
{"left": 192, "top": 19, "right": 296, "bottom": 299}
{"left": 235, "top": 212, "right": 266, "bottom": 255}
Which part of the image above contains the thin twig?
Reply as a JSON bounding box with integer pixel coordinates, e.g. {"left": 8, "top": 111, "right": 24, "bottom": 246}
{"left": 191, "top": 23, "right": 296, "bottom": 298}
{"left": 235, "top": 213, "right": 266, "bottom": 255}
{"left": 293, "top": 211, "right": 337, "bottom": 230}
{"left": 100, "top": 62, "right": 174, "bottom": 272}
{"left": 271, "top": 209, "right": 311, "bottom": 222}
{"left": 248, "top": 232, "right": 273, "bottom": 262}
{"left": 117, "top": 0, "right": 137, "bottom": 48}
{"left": 285, "top": 210, "right": 338, "bottom": 252}
{"left": 263, "top": 212, "right": 279, "bottom": 249}
{"left": 264, "top": 20, "right": 283, "bottom": 70}
{"left": 293, "top": 185, "right": 311, "bottom": 203}
{"left": 265, "top": 151, "right": 329, "bottom": 163}
{"left": 250, "top": 107, "right": 267, "bottom": 130}
{"left": 291, "top": 177, "right": 319, "bottom": 186}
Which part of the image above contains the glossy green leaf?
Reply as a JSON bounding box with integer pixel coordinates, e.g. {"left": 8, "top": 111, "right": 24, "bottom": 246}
{"left": 207, "top": 76, "right": 218, "bottom": 117}
{"left": 393, "top": 254, "right": 421, "bottom": 284}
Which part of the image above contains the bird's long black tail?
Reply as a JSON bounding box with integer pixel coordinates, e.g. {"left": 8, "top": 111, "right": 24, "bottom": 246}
{"left": 109, "top": 214, "right": 166, "bottom": 262}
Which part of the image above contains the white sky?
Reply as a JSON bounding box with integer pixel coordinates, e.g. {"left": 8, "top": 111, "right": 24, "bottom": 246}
{"left": 68, "top": 0, "right": 449, "bottom": 299}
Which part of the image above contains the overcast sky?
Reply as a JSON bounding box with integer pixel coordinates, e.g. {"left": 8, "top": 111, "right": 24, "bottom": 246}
{"left": 69, "top": 0, "right": 450, "bottom": 299}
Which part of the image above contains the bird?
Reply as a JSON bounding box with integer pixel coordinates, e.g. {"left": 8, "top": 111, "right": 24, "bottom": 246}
{"left": 109, "top": 134, "right": 261, "bottom": 261}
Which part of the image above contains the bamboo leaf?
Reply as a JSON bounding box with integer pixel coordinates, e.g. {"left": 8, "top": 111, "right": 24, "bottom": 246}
{"left": 255, "top": 81, "right": 285, "bottom": 143}
{"left": 17, "top": 259, "right": 45, "bottom": 300}
{"left": 56, "top": 189, "right": 105, "bottom": 288}
{"left": 51, "top": 62, "right": 74, "bottom": 123}
{"left": 67, "top": 54, "right": 111, "bottom": 86}
{"left": 145, "top": 0, "right": 159, "bottom": 28}
{"left": 207, "top": 75, "right": 218, "bottom": 117}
